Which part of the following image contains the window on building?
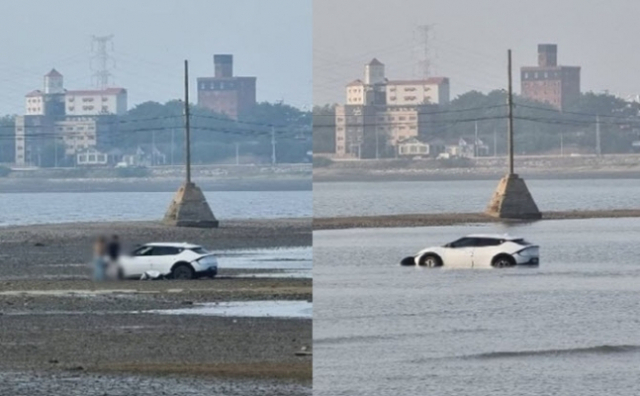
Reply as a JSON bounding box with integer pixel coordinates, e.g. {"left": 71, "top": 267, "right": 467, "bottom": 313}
{"left": 399, "top": 116, "right": 406, "bottom": 121}
{"left": 390, "top": 96, "right": 396, "bottom": 101}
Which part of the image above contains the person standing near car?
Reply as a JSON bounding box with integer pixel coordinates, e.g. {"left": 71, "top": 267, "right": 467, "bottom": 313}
{"left": 106, "top": 235, "right": 121, "bottom": 280}
{"left": 92, "top": 236, "right": 108, "bottom": 281}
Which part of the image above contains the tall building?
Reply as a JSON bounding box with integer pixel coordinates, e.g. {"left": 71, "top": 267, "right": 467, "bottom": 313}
{"left": 521, "top": 44, "right": 581, "bottom": 110}
{"left": 197, "top": 55, "right": 257, "bottom": 119}
{"left": 15, "top": 69, "right": 127, "bottom": 166}
{"left": 336, "top": 58, "right": 449, "bottom": 159}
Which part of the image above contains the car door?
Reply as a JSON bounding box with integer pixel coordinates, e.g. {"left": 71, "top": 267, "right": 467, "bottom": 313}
{"left": 124, "top": 246, "right": 155, "bottom": 277}
{"left": 443, "top": 238, "right": 476, "bottom": 268}
{"left": 472, "top": 238, "right": 503, "bottom": 268}
{"left": 150, "top": 246, "right": 182, "bottom": 275}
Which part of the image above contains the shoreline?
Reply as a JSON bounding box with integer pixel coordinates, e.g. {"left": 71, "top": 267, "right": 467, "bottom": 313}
{"left": 313, "top": 209, "right": 640, "bottom": 230}
{"left": 313, "top": 169, "right": 640, "bottom": 183}
{"left": 0, "top": 177, "right": 311, "bottom": 193}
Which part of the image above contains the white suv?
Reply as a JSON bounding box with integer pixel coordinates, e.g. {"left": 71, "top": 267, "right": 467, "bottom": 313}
{"left": 118, "top": 242, "right": 218, "bottom": 279}
{"left": 400, "top": 234, "right": 539, "bottom": 269}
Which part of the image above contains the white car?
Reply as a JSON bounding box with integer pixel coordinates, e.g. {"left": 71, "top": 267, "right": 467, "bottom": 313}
{"left": 400, "top": 234, "right": 539, "bottom": 269}
{"left": 118, "top": 242, "right": 218, "bottom": 280}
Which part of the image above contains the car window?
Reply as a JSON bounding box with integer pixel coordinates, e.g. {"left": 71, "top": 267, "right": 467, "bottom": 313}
{"left": 512, "top": 238, "right": 532, "bottom": 246}
{"left": 476, "top": 238, "right": 503, "bottom": 247}
{"left": 151, "top": 246, "right": 182, "bottom": 256}
{"left": 132, "top": 246, "right": 153, "bottom": 256}
{"left": 449, "top": 238, "right": 478, "bottom": 248}
{"left": 190, "top": 247, "right": 208, "bottom": 254}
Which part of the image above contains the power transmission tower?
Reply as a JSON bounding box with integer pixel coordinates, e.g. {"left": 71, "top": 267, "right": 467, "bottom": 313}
{"left": 90, "top": 35, "right": 115, "bottom": 89}
{"left": 414, "top": 24, "right": 435, "bottom": 79}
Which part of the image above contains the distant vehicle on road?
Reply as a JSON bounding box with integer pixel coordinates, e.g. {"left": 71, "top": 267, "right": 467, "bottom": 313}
{"left": 118, "top": 242, "right": 218, "bottom": 279}
{"left": 400, "top": 234, "right": 539, "bottom": 269}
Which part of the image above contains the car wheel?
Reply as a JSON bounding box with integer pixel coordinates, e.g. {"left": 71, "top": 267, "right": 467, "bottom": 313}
{"left": 492, "top": 255, "right": 516, "bottom": 268}
{"left": 419, "top": 254, "right": 442, "bottom": 268}
{"left": 171, "top": 263, "right": 195, "bottom": 280}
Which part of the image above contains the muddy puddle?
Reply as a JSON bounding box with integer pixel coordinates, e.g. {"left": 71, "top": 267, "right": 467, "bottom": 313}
{"left": 146, "top": 300, "right": 312, "bottom": 319}
{"left": 216, "top": 247, "right": 312, "bottom": 278}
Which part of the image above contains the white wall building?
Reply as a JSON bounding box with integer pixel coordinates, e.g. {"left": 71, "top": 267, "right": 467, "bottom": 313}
{"left": 344, "top": 59, "right": 450, "bottom": 107}
{"left": 64, "top": 88, "right": 127, "bottom": 116}
{"left": 15, "top": 69, "right": 128, "bottom": 166}
{"left": 386, "top": 78, "right": 450, "bottom": 105}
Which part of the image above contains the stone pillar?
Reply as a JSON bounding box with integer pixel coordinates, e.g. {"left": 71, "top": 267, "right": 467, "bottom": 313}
{"left": 163, "top": 182, "right": 219, "bottom": 228}
{"left": 485, "top": 174, "right": 541, "bottom": 219}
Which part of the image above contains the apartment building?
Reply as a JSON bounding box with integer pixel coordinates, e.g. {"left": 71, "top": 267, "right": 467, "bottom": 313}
{"left": 15, "top": 69, "right": 127, "bottom": 166}
{"left": 336, "top": 58, "right": 449, "bottom": 158}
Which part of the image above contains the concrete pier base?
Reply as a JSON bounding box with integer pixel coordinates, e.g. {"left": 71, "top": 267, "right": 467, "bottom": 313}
{"left": 485, "top": 173, "right": 541, "bottom": 219}
{"left": 162, "top": 182, "right": 219, "bottom": 228}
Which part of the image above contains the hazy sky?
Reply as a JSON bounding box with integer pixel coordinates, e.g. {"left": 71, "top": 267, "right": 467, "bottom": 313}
{"left": 0, "top": 0, "right": 311, "bottom": 115}
{"left": 314, "top": 0, "right": 640, "bottom": 105}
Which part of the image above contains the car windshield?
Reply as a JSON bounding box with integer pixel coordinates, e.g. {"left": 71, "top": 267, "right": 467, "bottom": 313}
{"left": 190, "top": 247, "right": 208, "bottom": 254}
{"left": 512, "top": 238, "right": 532, "bottom": 246}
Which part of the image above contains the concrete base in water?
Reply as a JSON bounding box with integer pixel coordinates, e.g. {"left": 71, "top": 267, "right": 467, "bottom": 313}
{"left": 162, "top": 182, "right": 219, "bottom": 228}
{"left": 485, "top": 173, "right": 541, "bottom": 219}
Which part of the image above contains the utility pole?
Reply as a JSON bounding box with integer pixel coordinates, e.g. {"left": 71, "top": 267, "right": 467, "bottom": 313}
{"left": 184, "top": 60, "right": 191, "bottom": 184}
{"left": 596, "top": 115, "right": 601, "bottom": 156}
{"left": 161, "top": 59, "right": 218, "bottom": 228}
{"left": 271, "top": 126, "right": 276, "bottom": 165}
{"left": 507, "top": 49, "right": 514, "bottom": 175}
{"left": 375, "top": 128, "right": 379, "bottom": 160}
{"left": 474, "top": 121, "right": 479, "bottom": 158}
{"left": 152, "top": 130, "right": 156, "bottom": 166}
{"left": 170, "top": 128, "right": 175, "bottom": 165}
{"left": 493, "top": 129, "right": 497, "bottom": 157}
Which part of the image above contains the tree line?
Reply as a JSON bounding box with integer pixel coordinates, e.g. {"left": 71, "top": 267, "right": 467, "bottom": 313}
{"left": 0, "top": 101, "right": 312, "bottom": 167}
{"left": 313, "top": 91, "right": 640, "bottom": 156}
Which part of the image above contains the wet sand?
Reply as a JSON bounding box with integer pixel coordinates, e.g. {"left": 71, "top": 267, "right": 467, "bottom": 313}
{"left": 313, "top": 209, "right": 640, "bottom": 230}
{"left": 0, "top": 219, "right": 312, "bottom": 394}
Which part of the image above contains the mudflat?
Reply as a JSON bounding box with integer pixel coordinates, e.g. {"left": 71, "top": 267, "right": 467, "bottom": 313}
{"left": 0, "top": 219, "right": 312, "bottom": 395}
{"left": 313, "top": 210, "right": 640, "bottom": 230}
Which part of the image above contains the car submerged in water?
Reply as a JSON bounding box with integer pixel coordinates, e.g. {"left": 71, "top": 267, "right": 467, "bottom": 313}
{"left": 400, "top": 234, "right": 539, "bottom": 269}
